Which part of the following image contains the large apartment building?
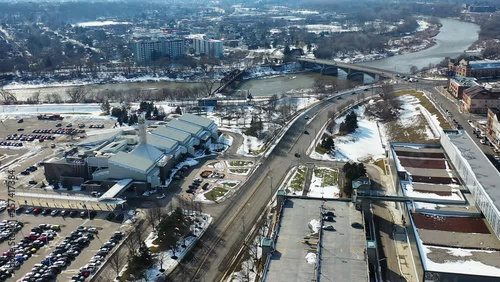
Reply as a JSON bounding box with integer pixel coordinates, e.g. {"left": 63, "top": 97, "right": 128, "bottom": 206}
{"left": 192, "top": 36, "right": 223, "bottom": 58}
{"left": 133, "top": 37, "right": 185, "bottom": 63}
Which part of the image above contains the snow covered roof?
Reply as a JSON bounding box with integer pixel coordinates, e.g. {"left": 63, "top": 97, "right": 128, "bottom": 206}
{"left": 412, "top": 213, "right": 500, "bottom": 278}
{"left": 131, "top": 144, "right": 164, "bottom": 162}
{"left": 167, "top": 119, "right": 204, "bottom": 136}
{"left": 178, "top": 113, "right": 215, "bottom": 129}
{"left": 77, "top": 129, "right": 122, "bottom": 147}
{"left": 109, "top": 150, "right": 158, "bottom": 173}
{"left": 152, "top": 126, "right": 191, "bottom": 143}
{"left": 146, "top": 133, "right": 178, "bottom": 152}
{"left": 99, "top": 178, "right": 133, "bottom": 200}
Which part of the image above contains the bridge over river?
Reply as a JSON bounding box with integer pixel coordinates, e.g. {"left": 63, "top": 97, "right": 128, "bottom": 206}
{"left": 298, "top": 57, "right": 399, "bottom": 82}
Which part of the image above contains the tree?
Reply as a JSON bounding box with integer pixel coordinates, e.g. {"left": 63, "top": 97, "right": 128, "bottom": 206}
{"left": 145, "top": 201, "right": 163, "bottom": 231}
{"left": 174, "top": 106, "right": 182, "bottom": 115}
{"left": 339, "top": 111, "right": 358, "bottom": 135}
{"left": 66, "top": 87, "right": 88, "bottom": 103}
{"left": 321, "top": 136, "right": 335, "bottom": 152}
{"left": 100, "top": 100, "right": 111, "bottom": 115}
{"left": 109, "top": 251, "right": 124, "bottom": 279}
{"left": 0, "top": 89, "right": 17, "bottom": 105}
{"left": 410, "top": 65, "right": 419, "bottom": 74}
{"left": 342, "top": 162, "right": 366, "bottom": 196}
{"left": 111, "top": 107, "right": 123, "bottom": 118}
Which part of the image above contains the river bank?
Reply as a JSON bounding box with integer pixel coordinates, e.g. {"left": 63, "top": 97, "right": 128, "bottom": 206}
{"left": 1, "top": 18, "right": 480, "bottom": 102}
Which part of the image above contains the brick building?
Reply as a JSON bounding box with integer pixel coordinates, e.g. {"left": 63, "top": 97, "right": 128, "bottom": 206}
{"left": 461, "top": 86, "right": 500, "bottom": 114}
{"left": 448, "top": 76, "right": 478, "bottom": 99}
{"left": 486, "top": 108, "right": 500, "bottom": 148}
{"left": 449, "top": 59, "right": 500, "bottom": 79}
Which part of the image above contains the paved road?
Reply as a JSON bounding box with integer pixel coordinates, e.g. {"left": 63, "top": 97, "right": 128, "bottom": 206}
{"left": 166, "top": 89, "right": 377, "bottom": 282}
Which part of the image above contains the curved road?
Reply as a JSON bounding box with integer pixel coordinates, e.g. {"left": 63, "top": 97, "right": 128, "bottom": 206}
{"left": 165, "top": 79, "right": 447, "bottom": 282}
{"left": 167, "top": 88, "right": 385, "bottom": 282}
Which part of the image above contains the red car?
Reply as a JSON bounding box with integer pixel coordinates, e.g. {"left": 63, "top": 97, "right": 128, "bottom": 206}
{"left": 33, "top": 208, "right": 42, "bottom": 215}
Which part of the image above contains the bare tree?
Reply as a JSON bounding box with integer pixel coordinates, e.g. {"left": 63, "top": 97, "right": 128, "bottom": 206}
{"left": 66, "top": 87, "right": 89, "bottom": 103}
{"left": 29, "top": 91, "right": 41, "bottom": 104}
{"left": 125, "top": 221, "right": 147, "bottom": 256}
{"left": 109, "top": 251, "right": 125, "bottom": 279}
{"left": 145, "top": 201, "right": 163, "bottom": 231}
{"left": 0, "top": 89, "right": 17, "bottom": 105}
{"left": 45, "top": 93, "right": 63, "bottom": 103}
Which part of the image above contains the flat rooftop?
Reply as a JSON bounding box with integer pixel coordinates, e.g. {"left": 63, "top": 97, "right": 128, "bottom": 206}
{"left": 446, "top": 131, "right": 500, "bottom": 215}
{"left": 265, "top": 199, "right": 367, "bottom": 282}
{"left": 412, "top": 212, "right": 500, "bottom": 278}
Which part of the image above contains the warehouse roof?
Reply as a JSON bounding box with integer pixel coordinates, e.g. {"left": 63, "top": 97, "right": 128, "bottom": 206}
{"left": 178, "top": 113, "right": 215, "bottom": 128}
{"left": 147, "top": 133, "right": 179, "bottom": 152}
{"left": 152, "top": 126, "right": 191, "bottom": 143}
{"left": 167, "top": 119, "right": 204, "bottom": 136}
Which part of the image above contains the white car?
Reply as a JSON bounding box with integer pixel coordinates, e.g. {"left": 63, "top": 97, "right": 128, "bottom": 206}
{"left": 156, "top": 194, "right": 166, "bottom": 200}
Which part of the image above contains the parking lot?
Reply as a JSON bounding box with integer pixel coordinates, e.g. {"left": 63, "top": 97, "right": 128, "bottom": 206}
{"left": 0, "top": 116, "right": 138, "bottom": 281}
{"left": 0, "top": 208, "right": 127, "bottom": 281}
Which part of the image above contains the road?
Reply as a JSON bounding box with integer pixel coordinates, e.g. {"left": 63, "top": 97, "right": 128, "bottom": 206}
{"left": 166, "top": 89, "right": 380, "bottom": 282}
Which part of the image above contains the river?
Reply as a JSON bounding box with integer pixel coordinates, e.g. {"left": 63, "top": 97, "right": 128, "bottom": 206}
{"left": 359, "top": 18, "right": 480, "bottom": 73}
{"left": 4, "top": 18, "right": 479, "bottom": 101}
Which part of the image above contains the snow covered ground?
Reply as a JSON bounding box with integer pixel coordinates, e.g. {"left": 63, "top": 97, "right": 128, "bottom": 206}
{"left": 141, "top": 213, "right": 213, "bottom": 281}
{"left": 310, "top": 105, "right": 386, "bottom": 162}
{"left": 307, "top": 167, "right": 340, "bottom": 199}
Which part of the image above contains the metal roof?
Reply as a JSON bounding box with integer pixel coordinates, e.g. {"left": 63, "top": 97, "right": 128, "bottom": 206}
{"left": 446, "top": 131, "right": 500, "bottom": 214}
{"left": 146, "top": 133, "right": 178, "bottom": 152}
{"left": 469, "top": 60, "right": 500, "bottom": 70}
{"left": 152, "top": 126, "right": 191, "bottom": 143}
{"left": 77, "top": 130, "right": 122, "bottom": 147}
{"left": 178, "top": 113, "right": 215, "bottom": 128}
{"left": 99, "top": 178, "right": 133, "bottom": 199}
{"left": 131, "top": 144, "right": 164, "bottom": 161}
{"left": 167, "top": 119, "right": 203, "bottom": 136}
{"left": 109, "top": 151, "right": 155, "bottom": 173}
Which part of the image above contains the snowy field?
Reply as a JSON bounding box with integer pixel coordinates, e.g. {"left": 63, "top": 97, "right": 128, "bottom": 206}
{"left": 310, "top": 93, "right": 444, "bottom": 163}
{"left": 310, "top": 104, "right": 386, "bottom": 162}
{"left": 307, "top": 167, "right": 340, "bottom": 199}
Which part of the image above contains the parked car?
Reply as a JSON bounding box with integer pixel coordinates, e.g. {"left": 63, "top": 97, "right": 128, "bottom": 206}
{"left": 115, "top": 214, "right": 124, "bottom": 222}
{"left": 156, "top": 194, "right": 166, "bottom": 200}
{"left": 25, "top": 207, "right": 35, "bottom": 214}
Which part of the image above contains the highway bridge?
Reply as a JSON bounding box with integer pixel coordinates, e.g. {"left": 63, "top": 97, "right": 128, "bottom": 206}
{"left": 298, "top": 57, "right": 398, "bottom": 81}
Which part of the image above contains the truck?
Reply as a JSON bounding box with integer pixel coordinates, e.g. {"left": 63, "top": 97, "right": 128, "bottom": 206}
{"left": 37, "top": 114, "right": 64, "bottom": 120}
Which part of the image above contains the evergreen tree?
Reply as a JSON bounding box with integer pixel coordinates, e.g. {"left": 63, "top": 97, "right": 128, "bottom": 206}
{"left": 100, "top": 100, "right": 111, "bottom": 115}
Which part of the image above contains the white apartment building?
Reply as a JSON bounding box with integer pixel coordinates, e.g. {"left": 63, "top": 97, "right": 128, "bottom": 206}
{"left": 133, "top": 37, "right": 185, "bottom": 63}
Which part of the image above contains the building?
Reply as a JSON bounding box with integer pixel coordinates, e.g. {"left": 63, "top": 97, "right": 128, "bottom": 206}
{"left": 192, "top": 36, "right": 223, "bottom": 58}
{"left": 449, "top": 59, "right": 500, "bottom": 79}
{"left": 461, "top": 85, "right": 500, "bottom": 114}
{"left": 264, "top": 199, "right": 368, "bottom": 282}
{"left": 44, "top": 114, "right": 218, "bottom": 191}
{"left": 388, "top": 141, "right": 500, "bottom": 281}
{"left": 467, "top": 5, "right": 496, "bottom": 13}
{"left": 486, "top": 108, "right": 500, "bottom": 148}
{"left": 133, "top": 37, "right": 185, "bottom": 63}
{"left": 448, "top": 76, "right": 478, "bottom": 99}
